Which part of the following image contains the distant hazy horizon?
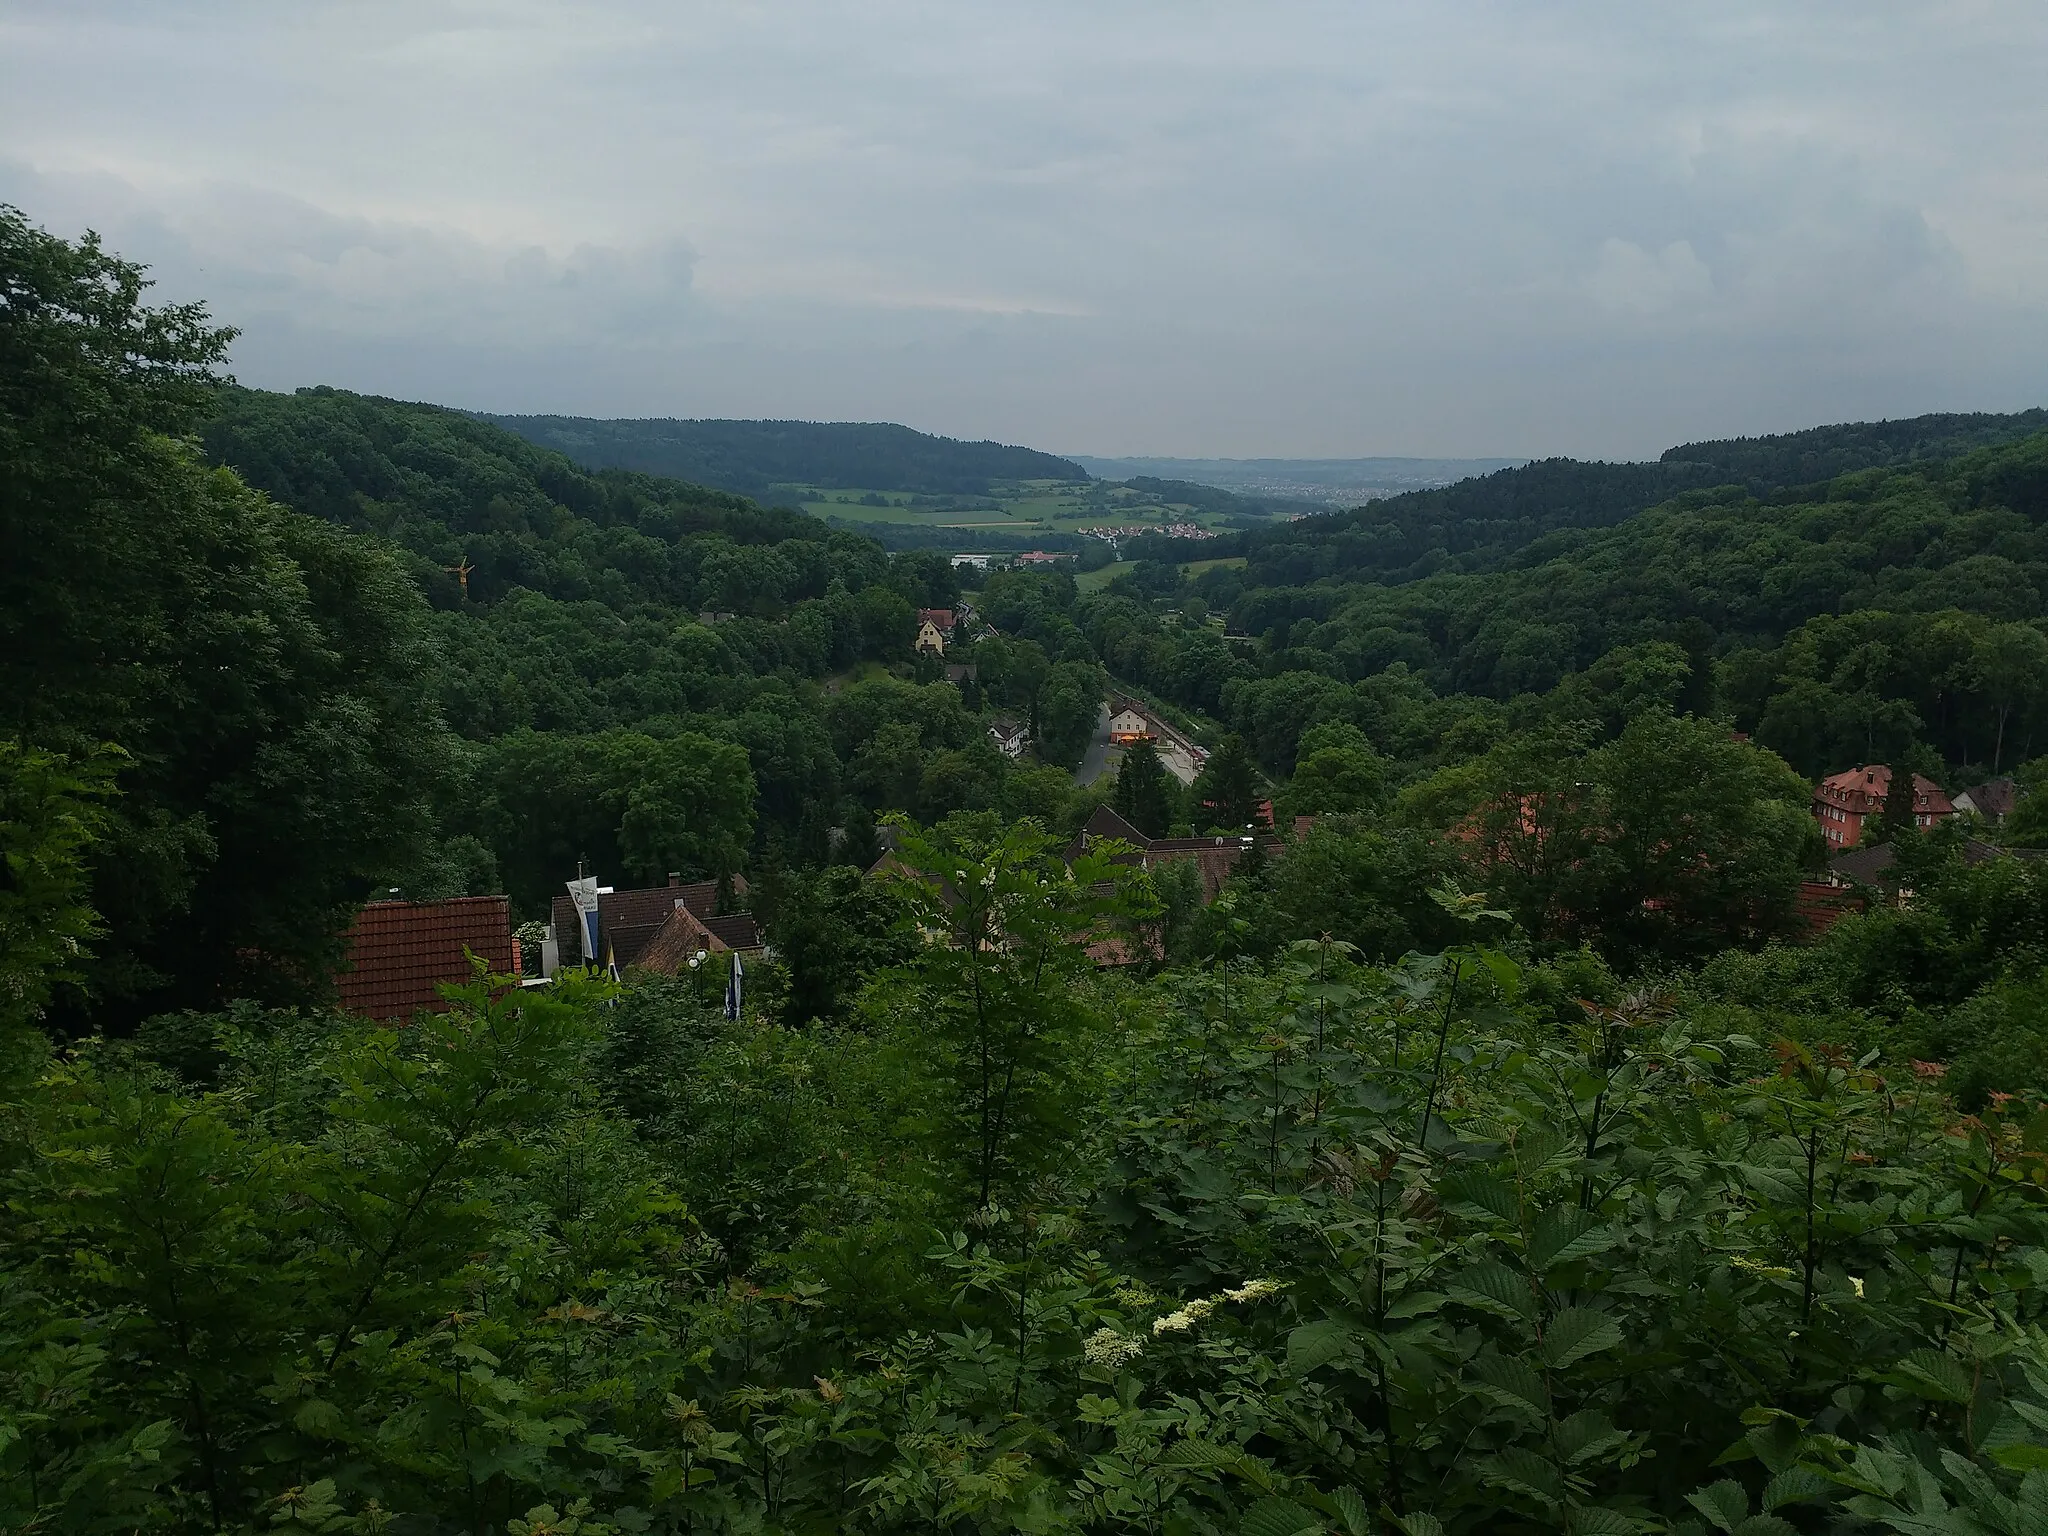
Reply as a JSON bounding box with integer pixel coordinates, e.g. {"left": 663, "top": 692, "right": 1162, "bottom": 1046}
{"left": 1068, "top": 454, "right": 1530, "bottom": 503}
{"left": 6, "top": 4, "right": 2046, "bottom": 458}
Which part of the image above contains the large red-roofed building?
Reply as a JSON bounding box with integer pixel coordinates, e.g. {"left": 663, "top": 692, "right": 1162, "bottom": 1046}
{"left": 1813, "top": 765, "right": 1954, "bottom": 851}
{"left": 335, "top": 895, "right": 517, "bottom": 1020}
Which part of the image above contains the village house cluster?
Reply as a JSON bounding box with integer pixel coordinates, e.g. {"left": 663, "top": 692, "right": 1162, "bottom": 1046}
{"left": 332, "top": 754, "right": 2033, "bottom": 1020}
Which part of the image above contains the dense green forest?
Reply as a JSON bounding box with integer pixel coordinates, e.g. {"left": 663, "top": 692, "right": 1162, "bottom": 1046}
{"left": 480, "top": 413, "right": 1088, "bottom": 501}
{"left": 1129, "top": 406, "right": 2048, "bottom": 593}
{"left": 8, "top": 208, "right": 2048, "bottom": 1534}
{"left": 1663, "top": 411, "right": 2048, "bottom": 487}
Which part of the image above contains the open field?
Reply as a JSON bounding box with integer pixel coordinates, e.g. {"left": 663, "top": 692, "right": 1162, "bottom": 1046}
{"left": 778, "top": 480, "right": 1291, "bottom": 548}
{"left": 1076, "top": 554, "right": 1248, "bottom": 594}
{"left": 1074, "top": 563, "right": 1124, "bottom": 593}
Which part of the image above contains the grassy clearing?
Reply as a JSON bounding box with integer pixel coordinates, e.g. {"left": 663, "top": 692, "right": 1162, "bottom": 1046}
{"left": 1075, "top": 562, "right": 1127, "bottom": 593}
{"left": 775, "top": 481, "right": 1274, "bottom": 541}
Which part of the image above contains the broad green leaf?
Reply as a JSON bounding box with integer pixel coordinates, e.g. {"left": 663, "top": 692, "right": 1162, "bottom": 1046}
{"left": 1542, "top": 1307, "right": 1623, "bottom": 1369}
{"left": 1565, "top": 1505, "right": 1646, "bottom": 1535}
{"left": 1881, "top": 1350, "right": 1974, "bottom": 1404}
{"left": 1556, "top": 1408, "right": 1630, "bottom": 1466}
{"left": 1512, "top": 1124, "right": 1568, "bottom": 1175}
{"left": 292, "top": 1398, "right": 346, "bottom": 1438}
{"left": 1760, "top": 1466, "right": 1830, "bottom": 1510}
{"left": 1685, "top": 1479, "right": 1748, "bottom": 1532}
{"left": 1937, "top": 1448, "right": 2017, "bottom": 1522}
{"left": 2024, "top": 1107, "right": 2048, "bottom": 1154}
{"left": 1530, "top": 1207, "right": 1617, "bottom": 1272}
{"left": 1288, "top": 1319, "right": 1353, "bottom": 1375}
{"left": 1241, "top": 1495, "right": 1325, "bottom": 1536}
{"left": 1384, "top": 1290, "right": 1447, "bottom": 1320}
{"left": 1324, "top": 1486, "right": 1373, "bottom": 1536}
{"left": 1438, "top": 1170, "right": 1522, "bottom": 1225}
{"left": 1445, "top": 1260, "right": 1537, "bottom": 1322}
{"left": 2018, "top": 1470, "right": 2048, "bottom": 1530}
{"left": 1161, "top": 1439, "right": 1242, "bottom": 1468}
{"left": 1737, "top": 1415, "right": 1808, "bottom": 1476}
{"left": 1395, "top": 1517, "right": 1447, "bottom": 1536}
{"left": 1483, "top": 1445, "right": 1563, "bottom": 1504}
{"left": 1470, "top": 1351, "right": 1549, "bottom": 1414}
{"left": 1989, "top": 1444, "right": 2048, "bottom": 1471}
{"left": 1730, "top": 1519, "right": 1796, "bottom": 1536}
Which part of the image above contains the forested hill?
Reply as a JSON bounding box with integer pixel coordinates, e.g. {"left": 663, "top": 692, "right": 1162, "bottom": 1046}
{"left": 1217, "top": 405, "right": 2048, "bottom": 589}
{"left": 202, "top": 386, "right": 840, "bottom": 610}
{"left": 1665, "top": 407, "right": 2048, "bottom": 485}
{"left": 479, "top": 411, "right": 1089, "bottom": 499}
{"left": 1231, "top": 458, "right": 1724, "bottom": 588}
{"left": 1092, "top": 428, "right": 2048, "bottom": 792}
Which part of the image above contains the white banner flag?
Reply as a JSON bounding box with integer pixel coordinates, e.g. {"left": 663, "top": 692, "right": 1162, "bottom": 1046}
{"left": 565, "top": 877, "right": 601, "bottom": 967}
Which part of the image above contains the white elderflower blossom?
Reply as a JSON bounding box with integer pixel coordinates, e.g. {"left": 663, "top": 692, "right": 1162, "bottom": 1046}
{"left": 1083, "top": 1327, "right": 1144, "bottom": 1368}
{"left": 1152, "top": 1297, "right": 1217, "bottom": 1335}
{"left": 1224, "top": 1278, "right": 1281, "bottom": 1303}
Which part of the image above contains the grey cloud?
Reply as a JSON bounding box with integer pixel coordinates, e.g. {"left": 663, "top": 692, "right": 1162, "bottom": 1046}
{"left": 2, "top": 1, "right": 2044, "bottom": 456}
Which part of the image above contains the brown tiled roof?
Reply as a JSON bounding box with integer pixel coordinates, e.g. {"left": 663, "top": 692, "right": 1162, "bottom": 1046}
{"left": 1961, "top": 778, "right": 2020, "bottom": 820}
{"left": 335, "top": 896, "right": 515, "bottom": 1019}
{"left": 703, "top": 914, "right": 762, "bottom": 951}
{"left": 1079, "top": 804, "right": 1149, "bottom": 847}
{"left": 1148, "top": 841, "right": 1268, "bottom": 901}
{"left": 1830, "top": 837, "right": 2015, "bottom": 888}
{"left": 1827, "top": 843, "right": 1897, "bottom": 886}
{"left": 549, "top": 876, "right": 747, "bottom": 966}
{"left": 633, "top": 905, "right": 719, "bottom": 974}
{"left": 633, "top": 906, "right": 767, "bottom": 976}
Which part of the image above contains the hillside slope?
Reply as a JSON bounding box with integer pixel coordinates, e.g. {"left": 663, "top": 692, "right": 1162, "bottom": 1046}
{"left": 480, "top": 412, "right": 1088, "bottom": 499}
{"left": 1236, "top": 431, "right": 2048, "bottom": 687}
{"left": 203, "top": 386, "right": 841, "bottom": 610}
{"left": 1664, "top": 408, "right": 2048, "bottom": 485}
{"left": 1224, "top": 406, "right": 2048, "bottom": 590}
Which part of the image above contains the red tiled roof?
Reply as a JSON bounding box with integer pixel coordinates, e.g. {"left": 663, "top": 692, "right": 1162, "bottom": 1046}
{"left": 1793, "top": 881, "right": 1863, "bottom": 940}
{"left": 335, "top": 895, "right": 515, "bottom": 1019}
{"left": 1814, "top": 765, "right": 1953, "bottom": 818}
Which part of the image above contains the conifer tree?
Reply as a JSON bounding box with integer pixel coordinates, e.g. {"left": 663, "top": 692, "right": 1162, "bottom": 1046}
{"left": 1192, "top": 733, "right": 1264, "bottom": 832}
{"left": 1112, "top": 739, "right": 1176, "bottom": 838}
{"left": 1881, "top": 761, "right": 1919, "bottom": 842}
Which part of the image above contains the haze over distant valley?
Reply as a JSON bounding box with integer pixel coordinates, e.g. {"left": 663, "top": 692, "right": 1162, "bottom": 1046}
{"left": 1067, "top": 456, "right": 1530, "bottom": 506}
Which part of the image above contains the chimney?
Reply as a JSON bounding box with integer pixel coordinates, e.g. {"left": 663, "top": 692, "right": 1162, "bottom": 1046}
{"left": 668, "top": 871, "right": 681, "bottom": 887}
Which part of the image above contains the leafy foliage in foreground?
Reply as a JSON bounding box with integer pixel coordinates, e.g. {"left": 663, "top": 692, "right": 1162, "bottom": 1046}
{"left": 8, "top": 820, "right": 2048, "bottom": 1533}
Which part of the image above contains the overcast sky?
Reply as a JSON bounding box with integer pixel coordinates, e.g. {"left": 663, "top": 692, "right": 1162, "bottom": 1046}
{"left": 4, "top": 2, "right": 2046, "bottom": 458}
